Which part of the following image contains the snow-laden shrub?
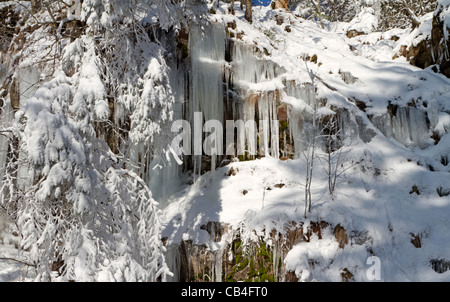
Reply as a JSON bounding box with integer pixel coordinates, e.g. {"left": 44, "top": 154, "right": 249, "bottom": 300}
{"left": 0, "top": 0, "right": 196, "bottom": 281}
{"left": 347, "top": 7, "right": 379, "bottom": 34}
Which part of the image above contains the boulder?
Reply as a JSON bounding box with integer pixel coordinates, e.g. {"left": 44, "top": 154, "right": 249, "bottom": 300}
{"left": 334, "top": 224, "right": 349, "bottom": 249}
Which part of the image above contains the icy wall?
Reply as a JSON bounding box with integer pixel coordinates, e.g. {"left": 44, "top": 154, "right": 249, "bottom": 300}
{"left": 183, "top": 22, "right": 288, "bottom": 172}
{"left": 178, "top": 21, "right": 440, "bottom": 177}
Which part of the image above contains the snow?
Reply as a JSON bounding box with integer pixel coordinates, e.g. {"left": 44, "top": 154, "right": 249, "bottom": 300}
{"left": 438, "top": 0, "right": 450, "bottom": 41}
{"left": 1, "top": 1, "right": 450, "bottom": 282}
{"left": 163, "top": 135, "right": 450, "bottom": 281}
{"left": 159, "top": 4, "right": 450, "bottom": 282}
{"left": 347, "top": 7, "right": 379, "bottom": 34}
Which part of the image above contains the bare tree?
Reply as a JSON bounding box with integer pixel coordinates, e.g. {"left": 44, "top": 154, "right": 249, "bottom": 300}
{"left": 318, "top": 112, "right": 359, "bottom": 199}
{"left": 301, "top": 54, "right": 319, "bottom": 218}
{"left": 321, "top": 115, "right": 341, "bottom": 197}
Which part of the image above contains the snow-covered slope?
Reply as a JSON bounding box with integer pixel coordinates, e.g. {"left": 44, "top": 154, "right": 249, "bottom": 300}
{"left": 160, "top": 4, "right": 450, "bottom": 282}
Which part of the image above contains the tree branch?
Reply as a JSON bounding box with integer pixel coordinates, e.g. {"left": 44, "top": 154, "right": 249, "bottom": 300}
{"left": 0, "top": 257, "right": 36, "bottom": 268}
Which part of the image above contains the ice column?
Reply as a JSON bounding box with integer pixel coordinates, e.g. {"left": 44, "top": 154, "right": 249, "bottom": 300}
{"left": 232, "top": 43, "right": 283, "bottom": 158}
{"left": 284, "top": 82, "right": 316, "bottom": 157}
{"left": 188, "top": 22, "right": 226, "bottom": 175}
{"left": 147, "top": 55, "right": 185, "bottom": 205}
{"left": 0, "top": 67, "right": 40, "bottom": 193}
{"left": 371, "top": 105, "right": 431, "bottom": 149}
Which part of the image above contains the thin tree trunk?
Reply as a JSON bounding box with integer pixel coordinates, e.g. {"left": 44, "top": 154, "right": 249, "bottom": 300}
{"left": 230, "top": 0, "right": 235, "bottom": 14}
{"left": 328, "top": 148, "right": 332, "bottom": 195}
{"left": 303, "top": 55, "right": 318, "bottom": 217}
{"left": 308, "top": 131, "right": 315, "bottom": 213}
{"left": 308, "top": 73, "right": 317, "bottom": 213}
{"left": 309, "top": 0, "right": 324, "bottom": 29}
{"left": 304, "top": 156, "right": 309, "bottom": 218}
{"left": 245, "top": 0, "right": 252, "bottom": 23}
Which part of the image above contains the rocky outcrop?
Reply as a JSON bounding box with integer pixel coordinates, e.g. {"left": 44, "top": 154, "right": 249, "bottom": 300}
{"left": 430, "top": 8, "right": 450, "bottom": 77}
{"left": 406, "top": 39, "right": 434, "bottom": 70}
{"left": 430, "top": 258, "right": 450, "bottom": 273}
{"left": 166, "top": 220, "right": 363, "bottom": 282}
{"left": 346, "top": 30, "right": 366, "bottom": 39}
{"left": 406, "top": 7, "right": 450, "bottom": 78}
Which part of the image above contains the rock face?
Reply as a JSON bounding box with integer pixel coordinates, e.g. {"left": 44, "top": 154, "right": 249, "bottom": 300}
{"left": 406, "top": 39, "right": 434, "bottom": 70}
{"left": 407, "top": 8, "right": 450, "bottom": 78}
{"left": 166, "top": 220, "right": 358, "bottom": 282}
{"left": 430, "top": 9, "right": 450, "bottom": 78}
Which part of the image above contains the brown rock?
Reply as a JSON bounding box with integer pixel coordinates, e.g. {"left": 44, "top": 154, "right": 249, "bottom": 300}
{"left": 409, "top": 185, "right": 420, "bottom": 195}
{"left": 274, "top": 0, "right": 289, "bottom": 10}
{"left": 226, "top": 166, "right": 238, "bottom": 176}
{"left": 334, "top": 224, "right": 349, "bottom": 249}
{"left": 410, "top": 233, "right": 422, "bottom": 248}
{"left": 347, "top": 30, "right": 365, "bottom": 39}
{"left": 285, "top": 271, "right": 299, "bottom": 282}
{"left": 341, "top": 268, "right": 354, "bottom": 282}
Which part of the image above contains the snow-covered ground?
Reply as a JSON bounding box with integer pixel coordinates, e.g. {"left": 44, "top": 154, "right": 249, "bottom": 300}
{"left": 162, "top": 139, "right": 450, "bottom": 281}
{"left": 0, "top": 231, "right": 34, "bottom": 282}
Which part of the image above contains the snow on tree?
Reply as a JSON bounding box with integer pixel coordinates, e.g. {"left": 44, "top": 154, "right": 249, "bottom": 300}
{"left": 0, "top": 0, "right": 192, "bottom": 281}
{"left": 290, "top": 0, "right": 435, "bottom": 30}
{"left": 380, "top": 0, "right": 436, "bottom": 30}
{"left": 14, "top": 71, "right": 99, "bottom": 280}
{"left": 292, "top": 0, "right": 363, "bottom": 24}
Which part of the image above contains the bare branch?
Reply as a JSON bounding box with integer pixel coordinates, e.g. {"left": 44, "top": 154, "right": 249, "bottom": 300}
{"left": 0, "top": 257, "right": 36, "bottom": 268}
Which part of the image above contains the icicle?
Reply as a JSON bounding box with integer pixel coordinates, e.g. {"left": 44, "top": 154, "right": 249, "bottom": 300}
{"left": 188, "top": 22, "right": 226, "bottom": 174}
{"left": 408, "top": 107, "right": 430, "bottom": 148}
{"left": 164, "top": 244, "right": 181, "bottom": 281}
{"left": 427, "top": 96, "right": 439, "bottom": 130}
{"left": 283, "top": 81, "right": 321, "bottom": 157}
{"left": 271, "top": 94, "right": 280, "bottom": 158}
{"left": 215, "top": 248, "right": 223, "bottom": 282}
{"left": 188, "top": 23, "right": 226, "bottom": 124}
{"left": 371, "top": 106, "right": 431, "bottom": 149}
{"left": 287, "top": 107, "right": 304, "bottom": 158}
{"left": 243, "top": 100, "right": 257, "bottom": 159}
{"left": 370, "top": 114, "right": 394, "bottom": 139}
{"left": 147, "top": 53, "right": 186, "bottom": 203}
{"left": 259, "top": 105, "right": 270, "bottom": 157}
{"left": 392, "top": 107, "right": 412, "bottom": 146}
{"left": 6, "top": 67, "right": 41, "bottom": 193}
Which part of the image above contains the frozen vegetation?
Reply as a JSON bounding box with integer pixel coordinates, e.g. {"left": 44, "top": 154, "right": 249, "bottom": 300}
{"left": 0, "top": 0, "right": 449, "bottom": 282}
